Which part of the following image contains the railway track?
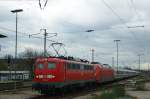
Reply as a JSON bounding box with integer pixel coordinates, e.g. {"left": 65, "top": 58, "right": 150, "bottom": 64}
{"left": 0, "top": 81, "right": 32, "bottom": 92}
{"left": 29, "top": 78, "right": 130, "bottom": 99}
{"left": 0, "top": 76, "right": 137, "bottom": 99}
{"left": 29, "top": 88, "right": 97, "bottom": 99}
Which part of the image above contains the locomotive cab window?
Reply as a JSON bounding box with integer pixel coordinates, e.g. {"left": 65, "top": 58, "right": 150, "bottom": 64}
{"left": 37, "top": 63, "right": 44, "bottom": 69}
{"left": 48, "top": 63, "right": 56, "bottom": 69}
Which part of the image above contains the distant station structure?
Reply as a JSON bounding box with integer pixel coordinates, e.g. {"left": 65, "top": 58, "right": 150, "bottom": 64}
{"left": 0, "top": 71, "right": 30, "bottom": 81}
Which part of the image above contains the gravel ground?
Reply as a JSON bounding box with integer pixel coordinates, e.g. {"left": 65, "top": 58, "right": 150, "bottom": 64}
{"left": 145, "top": 82, "right": 150, "bottom": 90}
{"left": 127, "top": 91, "right": 150, "bottom": 99}
{"left": 73, "top": 91, "right": 101, "bottom": 99}
{"left": 2, "top": 81, "right": 150, "bottom": 99}
{"left": 0, "top": 89, "right": 39, "bottom": 99}
{"left": 126, "top": 82, "right": 150, "bottom": 99}
{"left": 0, "top": 88, "right": 102, "bottom": 99}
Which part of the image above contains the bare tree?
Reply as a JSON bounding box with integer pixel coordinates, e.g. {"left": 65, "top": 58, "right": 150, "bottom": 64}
{"left": 18, "top": 48, "right": 40, "bottom": 59}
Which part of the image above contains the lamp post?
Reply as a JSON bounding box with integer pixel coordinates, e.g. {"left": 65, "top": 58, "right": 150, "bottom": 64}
{"left": 85, "top": 30, "right": 95, "bottom": 62}
{"left": 0, "top": 34, "right": 7, "bottom": 51}
{"left": 112, "top": 56, "right": 114, "bottom": 68}
{"left": 11, "top": 9, "right": 23, "bottom": 59}
{"left": 86, "top": 30, "right": 94, "bottom": 32}
{"left": 138, "top": 54, "right": 141, "bottom": 71}
{"left": 11, "top": 9, "right": 23, "bottom": 91}
{"left": 91, "top": 48, "right": 95, "bottom": 62}
{"left": 114, "top": 40, "right": 121, "bottom": 73}
{"left": 138, "top": 54, "right": 144, "bottom": 71}
{"left": 0, "top": 34, "right": 7, "bottom": 38}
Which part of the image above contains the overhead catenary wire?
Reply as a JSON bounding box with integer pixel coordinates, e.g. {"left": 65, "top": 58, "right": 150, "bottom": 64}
{"left": 129, "top": 0, "right": 149, "bottom": 67}
{"left": 101, "top": 0, "right": 149, "bottom": 70}
{"left": 0, "top": 26, "right": 58, "bottom": 43}
{"left": 0, "top": 26, "right": 29, "bottom": 37}
{"left": 130, "top": 0, "right": 143, "bottom": 21}
{"left": 129, "top": 0, "right": 146, "bottom": 43}
{"left": 0, "top": 26, "right": 60, "bottom": 57}
{"left": 101, "top": 0, "right": 144, "bottom": 54}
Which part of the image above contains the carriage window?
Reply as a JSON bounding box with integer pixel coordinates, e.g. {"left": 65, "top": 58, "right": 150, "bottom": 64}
{"left": 67, "top": 63, "right": 71, "bottom": 69}
{"left": 76, "top": 64, "right": 80, "bottom": 69}
{"left": 38, "top": 63, "right": 44, "bottom": 69}
{"left": 67, "top": 63, "right": 80, "bottom": 70}
{"left": 80, "top": 65, "right": 84, "bottom": 70}
{"left": 74, "top": 64, "right": 80, "bottom": 69}
{"left": 84, "top": 65, "right": 93, "bottom": 70}
{"left": 48, "top": 63, "right": 56, "bottom": 69}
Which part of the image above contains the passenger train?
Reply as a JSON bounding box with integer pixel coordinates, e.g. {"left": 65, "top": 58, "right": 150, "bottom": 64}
{"left": 32, "top": 56, "right": 139, "bottom": 94}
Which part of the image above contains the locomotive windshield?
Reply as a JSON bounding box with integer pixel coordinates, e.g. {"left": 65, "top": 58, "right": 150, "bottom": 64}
{"left": 38, "top": 63, "right": 44, "bottom": 69}
{"left": 48, "top": 63, "right": 56, "bottom": 69}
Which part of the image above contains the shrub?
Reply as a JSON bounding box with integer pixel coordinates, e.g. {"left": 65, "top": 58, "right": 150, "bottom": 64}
{"left": 99, "top": 91, "right": 115, "bottom": 99}
{"left": 112, "top": 86, "right": 125, "bottom": 97}
{"left": 135, "top": 82, "right": 145, "bottom": 91}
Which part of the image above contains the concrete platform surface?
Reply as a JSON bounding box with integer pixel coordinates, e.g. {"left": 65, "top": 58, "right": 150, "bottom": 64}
{"left": 127, "top": 91, "right": 150, "bottom": 99}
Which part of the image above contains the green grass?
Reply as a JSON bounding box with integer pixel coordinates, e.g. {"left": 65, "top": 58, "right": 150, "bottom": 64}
{"left": 135, "top": 82, "right": 145, "bottom": 91}
{"left": 112, "top": 86, "right": 125, "bottom": 97}
{"left": 91, "top": 85, "right": 135, "bottom": 99}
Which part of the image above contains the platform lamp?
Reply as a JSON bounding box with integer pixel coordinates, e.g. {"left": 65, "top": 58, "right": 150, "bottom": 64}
{"left": 11, "top": 9, "right": 23, "bottom": 91}
{"left": 0, "top": 34, "right": 7, "bottom": 51}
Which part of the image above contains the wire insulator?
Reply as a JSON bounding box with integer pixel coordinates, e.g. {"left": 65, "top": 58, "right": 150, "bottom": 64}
{"left": 39, "top": 0, "right": 48, "bottom": 10}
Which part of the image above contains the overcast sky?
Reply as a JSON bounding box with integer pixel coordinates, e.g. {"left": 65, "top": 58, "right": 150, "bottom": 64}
{"left": 0, "top": 0, "right": 150, "bottom": 70}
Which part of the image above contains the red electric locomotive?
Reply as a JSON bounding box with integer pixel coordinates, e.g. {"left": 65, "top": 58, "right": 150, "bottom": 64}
{"left": 32, "top": 56, "right": 95, "bottom": 93}
{"left": 32, "top": 56, "right": 115, "bottom": 94}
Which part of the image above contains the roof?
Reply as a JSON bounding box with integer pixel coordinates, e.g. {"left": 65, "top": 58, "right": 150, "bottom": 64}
{"left": 0, "top": 34, "right": 7, "bottom": 38}
{"left": 0, "top": 71, "right": 29, "bottom": 74}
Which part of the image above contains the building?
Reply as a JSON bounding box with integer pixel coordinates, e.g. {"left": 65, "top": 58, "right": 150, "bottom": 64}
{"left": 0, "top": 71, "right": 30, "bottom": 81}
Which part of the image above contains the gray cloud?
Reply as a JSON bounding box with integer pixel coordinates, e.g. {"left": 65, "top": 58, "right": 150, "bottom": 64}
{"left": 0, "top": 0, "right": 150, "bottom": 69}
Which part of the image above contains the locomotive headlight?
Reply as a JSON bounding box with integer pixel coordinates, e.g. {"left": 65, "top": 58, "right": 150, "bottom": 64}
{"left": 39, "top": 75, "right": 43, "bottom": 79}
{"left": 36, "top": 75, "right": 39, "bottom": 78}
{"left": 47, "top": 75, "right": 55, "bottom": 78}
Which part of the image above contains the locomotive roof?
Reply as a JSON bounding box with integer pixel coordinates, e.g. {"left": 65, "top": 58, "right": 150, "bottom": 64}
{"left": 36, "top": 56, "right": 92, "bottom": 65}
{"left": 36, "top": 56, "right": 115, "bottom": 67}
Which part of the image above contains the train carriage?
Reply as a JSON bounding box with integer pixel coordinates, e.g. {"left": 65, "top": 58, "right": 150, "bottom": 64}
{"left": 32, "top": 56, "right": 139, "bottom": 94}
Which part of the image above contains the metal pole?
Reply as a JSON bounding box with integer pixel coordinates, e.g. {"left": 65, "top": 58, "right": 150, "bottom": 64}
{"left": 117, "top": 41, "right": 119, "bottom": 72}
{"left": 14, "top": 13, "right": 18, "bottom": 88}
{"left": 14, "top": 12, "right": 18, "bottom": 92}
{"left": 114, "top": 40, "right": 120, "bottom": 73}
{"left": 44, "top": 29, "right": 47, "bottom": 56}
{"left": 15, "top": 13, "right": 17, "bottom": 59}
{"left": 112, "top": 56, "right": 114, "bottom": 68}
{"left": 148, "top": 63, "right": 149, "bottom": 72}
{"left": 138, "top": 55, "right": 140, "bottom": 71}
{"left": 91, "top": 49, "right": 94, "bottom": 62}
{"left": 11, "top": 9, "right": 23, "bottom": 92}
{"left": 30, "top": 29, "right": 58, "bottom": 57}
